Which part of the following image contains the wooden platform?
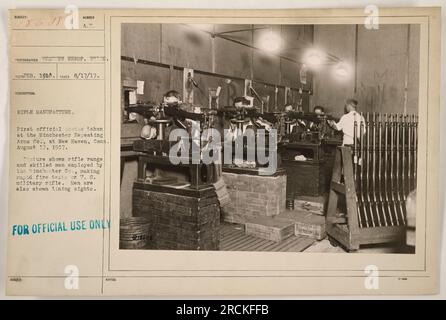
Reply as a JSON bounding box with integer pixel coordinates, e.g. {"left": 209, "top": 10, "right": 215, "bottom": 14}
{"left": 219, "top": 223, "right": 315, "bottom": 252}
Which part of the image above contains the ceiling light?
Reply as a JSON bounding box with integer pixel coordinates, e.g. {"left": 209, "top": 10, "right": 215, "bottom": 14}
{"left": 258, "top": 30, "right": 282, "bottom": 53}
{"left": 333, "top": 62, "right": 352, "bottom": 79}
{"left": 303, "top": 48, "right": 325, "bottom": 69}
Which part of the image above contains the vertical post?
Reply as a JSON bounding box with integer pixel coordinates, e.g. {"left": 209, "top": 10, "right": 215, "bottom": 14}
{"left": 360, "top": 115, "right": 369, "bottom": 227}
{"left": 378, "top": 114, "right": 388, "bottom": 226}
{"left": 274, "top": 86, "right": 278, "bottom": 112}
{"left": 342, "top": 147, "right": 360, "bottom": 243}
{"left": 402, "top": 115, "right": 407, "bottom": 196}
{"left": 395, "top": 115, "right": 405, "bottom": 224}
{"left": 384, "top": 114, "right": 394, "bottom": 225}
{"left": 137, "top": 156, "right": 147, "bottom": 181}
{"left": 371, "top": 113, "right": 381, "bottom": 226}
{"left": 211, "top": 27, "right": 216, "bottom": 74}
{"left": 326, "top": 147, "right": 342, "bottom": 225}
{"left": 284, "top": 87, "right": 291, "bottom": 105}
{"left": 183, "top": 68, "right": 194, "bottom": 104}
{"left": 190, "top": 164, "right": 201, "bottom": 189}
{"left": 353, "top": 119, "right": 363, "bottom": 227}
{"left": 395, "top": 114, "right": 400, "bottom": 214}
{"left": 390, "top": 114, "right": 400, "bottom": 225}
{"left": 168, "top": 64, "right": 174, "bottom": 89}
{"left": 120, "top": 157, "right": 125, "bottom": 186}
{"left": 414, "top": 115, "right": 418, "bottom": 189}
{"left": 365, "top": 113, "right": 376, "bottom": 227}
{"left": 244, "top": 79, "right": 252, "bottom": 97}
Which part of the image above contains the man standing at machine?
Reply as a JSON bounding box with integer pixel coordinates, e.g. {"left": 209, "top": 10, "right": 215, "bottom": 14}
{"left": 328, "top": 98, "right": 365, "bottom": 146}
{"left": 313, "top": 105, "right": 325, "bottom": 116}
{"left": 140, "top": 90, "right": 183, "bottom": 140}
{"left": 308, "top": 105, "right": 325, "bottom": 131}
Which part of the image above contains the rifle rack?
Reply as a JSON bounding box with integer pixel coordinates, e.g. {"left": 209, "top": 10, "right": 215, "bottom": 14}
{"left": 326, "top": 146, "right": 405, "bottom": 252}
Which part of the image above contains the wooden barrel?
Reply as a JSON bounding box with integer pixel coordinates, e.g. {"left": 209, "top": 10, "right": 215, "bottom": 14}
{"left": 119, "top": 217, "right": 150, "bottom": 249}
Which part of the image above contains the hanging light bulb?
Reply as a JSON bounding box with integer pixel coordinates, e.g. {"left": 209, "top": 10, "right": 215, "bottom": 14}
{"left": 333, "top": 61, "right": 352, "bottom": 80}
{"left": 258, "top": 29, "right": 282, "bottom": 53}
{"left": 303, "top": 48, "right": 325, "bottom": 69}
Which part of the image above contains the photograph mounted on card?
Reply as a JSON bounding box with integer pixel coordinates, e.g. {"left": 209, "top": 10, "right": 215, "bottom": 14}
{"left": 6, "top": 7, "right": 442, "bottom": 296}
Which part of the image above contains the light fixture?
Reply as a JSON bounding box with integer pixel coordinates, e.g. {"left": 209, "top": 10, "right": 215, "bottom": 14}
{"left": 257, "top": 29, "right": 282, "bottom": 53}
{"left": 333, "top": 61, "right": 352, "bottom": 80}
{"left": 303, "top": 48, "right": 325, "bottom": 69}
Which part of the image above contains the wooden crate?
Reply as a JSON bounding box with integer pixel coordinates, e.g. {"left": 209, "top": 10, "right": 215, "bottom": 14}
{"left": 282, "top": 159, "right": 326, "bottom": 198}
{"left": 221, "top": 171, "right": 286, "bottom": 224}
{"left": 133, "top": 183, "right": 220, "bottom": 250}
{"left": 294, "top": 195, "right": 327, "bottom": 216}
{"left": 245, "top": 217, "right": 294, "bottom": 243}
{"left": 279, "top": 210, "right": 326, "bottom": 240}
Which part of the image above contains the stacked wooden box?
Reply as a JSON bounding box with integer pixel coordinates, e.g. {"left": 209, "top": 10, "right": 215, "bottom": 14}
{"left": 294, "top": 195, "right": 326, "bottom": 216}
{"left": 282, "top": 159, "right": 326, "bottom": 198}
{"left": 132, "top": 184, "right": 220, "bottom": 250}
{"left": 279, "top": 210, "right": 326, "bottom": 240}
{"left": 213, "top": 179, "right": 231, "bottom": 207}
{"left": 221, "top": 170, "right": 286, "bottom": 224}
{"left": 245, "top": 216, "right": 295, "bottom": 242}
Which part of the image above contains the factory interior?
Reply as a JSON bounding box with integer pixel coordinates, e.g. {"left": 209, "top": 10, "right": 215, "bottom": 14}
{"left": 120, "top": 23, "right": 419, "bottom": 253}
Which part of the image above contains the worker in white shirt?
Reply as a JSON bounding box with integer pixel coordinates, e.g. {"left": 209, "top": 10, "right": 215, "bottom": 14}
{"left": 328, "top": 98, "right": 365, "bottom": 146}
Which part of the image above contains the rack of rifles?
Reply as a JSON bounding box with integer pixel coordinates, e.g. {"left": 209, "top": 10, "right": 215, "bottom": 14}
{"left": 353, "top": 113, "right": 418, "bottom": 228}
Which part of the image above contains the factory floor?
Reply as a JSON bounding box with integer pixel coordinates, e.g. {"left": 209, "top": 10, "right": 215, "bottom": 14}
{"left": 219, "top": 222, "right": 315, "bottom": 252}
{"left": 303, "top": 239, "right": 407, "bottom": 253}
{"left": 220, "top": 222, "right": 410, "bottom": 254}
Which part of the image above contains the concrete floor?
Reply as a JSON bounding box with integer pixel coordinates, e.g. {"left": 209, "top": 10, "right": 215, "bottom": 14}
{"left": 304, "top": 238, "right": 414, "bottom": 253}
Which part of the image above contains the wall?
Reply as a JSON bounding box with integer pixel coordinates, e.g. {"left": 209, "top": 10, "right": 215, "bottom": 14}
{"left": 311, "top": 25, "right": 356, "bottom": 115}
{"left": 121, "top": 23, "right": 313, "bottom": 114}
{"left": 312, "top": 24, "right": 420, "bottom": 118}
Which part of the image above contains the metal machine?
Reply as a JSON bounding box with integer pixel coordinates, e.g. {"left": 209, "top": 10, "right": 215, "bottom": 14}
{"left": 217, "top": 105, "right": 280, "bottom": 171}
{"left": 125, "top": 103, "right": 220, "bottom": 189}
{"left": 280, "top": 111, "right": 342, "bottom": 198}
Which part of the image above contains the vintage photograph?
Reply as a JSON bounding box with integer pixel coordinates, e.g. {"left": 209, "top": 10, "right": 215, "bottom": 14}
{"left": 119, "top": 23, "right": 419, "bottom": 254}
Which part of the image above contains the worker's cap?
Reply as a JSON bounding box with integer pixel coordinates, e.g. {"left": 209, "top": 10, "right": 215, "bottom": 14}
{"left": 346, "top": 98, "right": 358, "bottom": 107}
{"left": 164, "top": 90, "right": 181, "bottom": 104}
{"left": 164, "top": 90, "right": 180, "bottom": 98}
{"left": 233, "top": 96, "right": 250, "bottom": 106}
